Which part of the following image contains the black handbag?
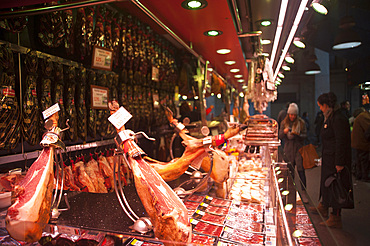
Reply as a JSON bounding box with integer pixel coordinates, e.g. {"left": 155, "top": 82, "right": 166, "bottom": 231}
{"left": 324, "top": 169, "right": 354, "bottom": 209}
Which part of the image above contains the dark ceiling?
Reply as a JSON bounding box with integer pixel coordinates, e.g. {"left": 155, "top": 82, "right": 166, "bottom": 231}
{"left": 1, "top": 0, "right": 369, "bottom": 85}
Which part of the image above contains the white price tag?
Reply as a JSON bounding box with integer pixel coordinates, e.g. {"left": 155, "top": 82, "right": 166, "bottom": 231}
{"left": 177, "top": 122, "right": 185, "bottom": 131}
{"left": 203, "top": 136, "right": 212, "bottom": 145}
{"left": 265, "top": 225, "right": 276, "bottom": 236}
{"left": 190, "top": 219, "right": 199, "bottom": 225}
{"left": 196, "top": 210, "right": 205, "bottom": 216}
{"left": 223, "top": 226, "right": 233, "bottom": 233}
{"left": 42, "top": 103, "right": 60, "bottom": 119}
{"left": 108, "top": 106, "right": 132, "bottom": 129}
{"left": 205, "top": 195, "right": 213, "bottom": 200}
{"left": 200, "top": 202, "right": 209, "bottom": 207}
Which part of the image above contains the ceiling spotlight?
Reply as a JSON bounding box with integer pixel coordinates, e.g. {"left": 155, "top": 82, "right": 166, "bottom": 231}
{"left": 217, "top": 49, "right": 231, "bottom": 54}
{"left": 194, "top": 96, "right": 199, "bottom": 100}
{"left": 217, "top": 93, "right": 222, "bottom": 99}
{"left": 225, "top": 60, "right": 236, "bottom": 65}
{"left": 181, "top": 0, "right": 208, "bottom": 9}
{"left": 262, "top": 53, "right": 269, "bottom": 57}
{"left": 293, "top": 37, "right": 305, "bottom": 49}
{"left": 239, "top": 92, "right": 244, "bottom": 97}
{"left": 278, "top": 73, "right": 285, "bottom": 79}
{"left": 230, "top": 68, "right": 240, "bottom": 73}
{"left": 282, "top": 65, "right": 291, "bottom": 71}
{"left": 237, "top": 79, "right": 245, "bottom": 83}
{"left": 311, "top": 1, "right": 328, "bottom": 15}
{"left": 276, "top": 77, "right": 282, "bottom": 82}
{"left": 207, "top": 67, "right": 213, "bottom": 72}
{"left": 204, "top": 30, "right": 222, "bottom": 36}
{"left": 182, "top": 95, "right": 188, "bottom": 100}
{"left": 261, "top": 39, "right": 271, "bottom": 45}
{"left": 260, "top": 20, "right": 272, "bottom": 27}
{"left": 333, "top": 16, "right": 362, "bottom": 50}
{"left": 234, "top": 75, "right": 243, "bottom": 78}
{"left": 285, "top": 54, "right": 295, "bottom": 63}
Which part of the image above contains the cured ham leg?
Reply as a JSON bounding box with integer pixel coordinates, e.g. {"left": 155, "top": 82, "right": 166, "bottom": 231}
{"left": 109, "top": 102, "right": 191, "bottom": 245}
{"left": 144, "top": 148, "right": 205, "bottom": 182}
{"left": 123, "top": 141, "right": 192, "bottom": 245}
{"left": 6, "top": 114, "right": 60, "bottom": 242}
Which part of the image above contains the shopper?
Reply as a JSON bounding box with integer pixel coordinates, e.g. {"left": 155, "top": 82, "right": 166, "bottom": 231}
{"left": 278, "top": 103, "right": 307, "bottom": 187}
{"left": 339, "top": 100, "right": 351, "bottom": 119}
{"left": 351, "top": 108, "right": 370, "bottom": 182}
{"left": 310, "top": 92, "right": 353, "bottom": 228}
{"left": 277, "top": 102, "right": 290, "bottom": 127}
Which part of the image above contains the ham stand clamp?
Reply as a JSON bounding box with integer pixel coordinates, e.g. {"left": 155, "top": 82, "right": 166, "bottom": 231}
{"left": 113, "top": 131, "right": 154, "bottom": 235}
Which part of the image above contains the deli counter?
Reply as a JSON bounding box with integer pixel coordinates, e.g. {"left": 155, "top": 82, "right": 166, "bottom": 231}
{"left": 0, "top": 116, "right": 336, "bottom": 246}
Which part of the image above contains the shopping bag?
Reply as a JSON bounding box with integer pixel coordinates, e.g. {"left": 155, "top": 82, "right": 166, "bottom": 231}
{"left": 299, "top": 144, "right": 319, "bottom": 169}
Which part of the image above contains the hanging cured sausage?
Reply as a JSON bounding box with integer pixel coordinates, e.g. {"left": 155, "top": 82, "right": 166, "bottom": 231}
{"left": 53, "top": 63, "right": 66, "bottom": 130}
{"left": 0, "top": 45, "right": 20, "bottom": 149}
{"left": 86, "top": 69, "right": 97, "bottom": 138}
{"left": 75, "top": 8, "right": 87, "bottom": 61}
{"left": 64, "top": 66, "right": 78, "bottom": 141}
{"left": 63, "top": 1, "right": 75, "bottom": 56}
{"left": 92, "top": 6, "right": 105, "bottom": 48}
{"left": 22, "top": 50, "right": 41, "bottom": 146}
{"left": 112, "top": 13, "right": 121, "bottom": 69}
{"left": 38, "top": 2, "right": 65, "bottom": 48}
{"left": 76, "top": 67, "right": 88, "bottom": 141}
{"left": 39, "top": 57, "right": 53, "bottom": 112}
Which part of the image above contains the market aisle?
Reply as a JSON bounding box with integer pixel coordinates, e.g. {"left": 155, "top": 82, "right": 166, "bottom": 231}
{"left": 305, "top": 166, "right": 370, "bottom": 246}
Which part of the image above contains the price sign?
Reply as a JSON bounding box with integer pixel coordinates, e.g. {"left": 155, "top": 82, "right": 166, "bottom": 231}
{"left": 108, "top": 106, "right": 132, "bottom": 129}
{"left": 203, "top": 136, "right": 212, "bottom": 145}
{"left": 42, "top": 103, "right": 60, "bottom": 119}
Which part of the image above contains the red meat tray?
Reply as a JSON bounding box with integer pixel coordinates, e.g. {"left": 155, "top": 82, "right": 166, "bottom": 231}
{"left": 191, "top": 233, "right": 217, "bottom": 246}
{"left": 191, "top": 220, "right": 224, "bottom": 237}
{"left": 297, "top": 237, "right": 322, "bottom": 246}
{"left": 221, "top": 227, "right": 264, "bottom": 245}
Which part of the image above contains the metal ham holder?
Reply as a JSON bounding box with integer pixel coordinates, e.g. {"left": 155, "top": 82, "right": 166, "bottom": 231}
{"left": 41, "top": 117, "right": 71, "bottom": 220}
{"left": 111, "top": 127, "right": 215, "bottom": 234}
{"left": 112, "top": 130, "right": 155, "bottom": 234}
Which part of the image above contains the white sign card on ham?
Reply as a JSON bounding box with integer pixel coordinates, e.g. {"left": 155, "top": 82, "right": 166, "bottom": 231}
{"left": 108, "top": 106, "right": 132, "bottom": 130}
{"left": 42, "top": 103, "right": 60, "bottom": 119}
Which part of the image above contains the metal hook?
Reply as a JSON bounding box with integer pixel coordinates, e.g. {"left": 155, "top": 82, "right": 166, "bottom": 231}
{"left": 60, "top": 119, "right": 70, "bottom": 132}
{"left": 135, "top": 131, "right": 156, "bottom": 141}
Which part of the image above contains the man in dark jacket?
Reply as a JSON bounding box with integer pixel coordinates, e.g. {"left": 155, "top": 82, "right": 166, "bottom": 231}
{"left": 351, "top": 109, "right": 370, "bottom": 181}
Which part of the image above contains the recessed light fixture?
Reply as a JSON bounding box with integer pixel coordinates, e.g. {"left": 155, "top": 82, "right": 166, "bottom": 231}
{"left": 282, "top": 65, "right": 291, "bottom": 71}
{"left": 204, "top": 30, "right": 222, "bottom": 36}
{"left": 242, "top": 85, "right": 248, "bottom": 89}
{"left": 217, "top": 49, "right": 231, "bottom": 54}
{"left": 230, "top": 68, "right": 240, "bottom": 73}
{"left": 260, "top": 20, "right": 272, "bottom": 27}
{"left": 234, "top": 75, "right": 243, "bottom": 78}
{"left": 285, "top": 54, "right": 295, "bottom": 63}
{"left": 262, "top": 53, "right": 270, "bottom": 57}
{"left": 217, "top": 93, "right": 222, "bottom": 99}
{"left": 276, "top": 77, "right": 282, "bottom": 82}
{"left": 194, "top": 96, "right": 199, "bottom": 99}
{"left": 261, "top": 39, "right": 271, "bottom": 45}
{"left": 293, "top": 37, "right": 305, "bottom": 48}
{"left": 225, "top": 60, "right": 236, "bottom": 65}
{"left": 237, "top": 79, "right": 244, "bottom": 83}
{"left": 182, "top": 95, "right": 188, "bottom": 100}
{"left": 311, "top": 2, "right": 328, "bottom": 15}
{"left": 239, "top": 92, "right": 244, "bottom": 97}
{"left": 278, "top": 73, "right": 285, "bottom": 79}
{"left": 207, "top": 68, "right": 213, "bottom": 72}
{"left": 181, "top": 0, "right": 208, "bottom": 10}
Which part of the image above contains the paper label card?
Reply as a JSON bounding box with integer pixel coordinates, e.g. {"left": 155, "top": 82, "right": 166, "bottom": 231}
{"left": 108, "top": 106, "right": 132, "bottom": 129}
{"left": 42, "top": 103, "right": 60, "bottom": 119}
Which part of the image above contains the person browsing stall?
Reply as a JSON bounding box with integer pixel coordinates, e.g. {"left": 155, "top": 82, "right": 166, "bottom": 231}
{"left": 279, "top": 103, "right": 307, "bottom": 187}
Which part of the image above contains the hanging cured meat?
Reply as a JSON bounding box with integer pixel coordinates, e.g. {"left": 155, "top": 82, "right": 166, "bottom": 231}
{"left": 39, "top": 57, "right": 53, "bottom": 112}
{"left": 0, "top": 14, "right": 28, "bottom": 33}
{"left": 108, "top": 101, "right": 192, "bottom": 245}
{"left": 76, "top": 67, "right": 87, "bottom": 141}
{"left": 63, "top": 165, "right": 80, "bottom": 192}
{"left": 64, "top": 66, "right": 78, "bottom": 142}
{"left": 97, "top": 155, "right": 114, "bottom": 191}
{"left": 0, "top": 45, "right": 20, "bottom": 149}
{"left": 92, "top": 6, "right": 105, "bottom": 47}
{"left": 22, "top": 50, "right": 41, "bottom": 146}
{"left": 112, "top": 13, "right": 121, "bottom": 69}
{"left": 85, "top": 158, "right": 108, "bottom": 193}
{"left": 53, "top": 63, "right": 66, "bottom": 131}
{"left": 75, "top": 7, "right": 87, "bottom": 61}
{"left": 6, "top": 113, "right": 59, "bottom": 242}
{"left": 86, "top": 69, "right": 97, "bottom": 138}
{"left": 85, "top": 7, "right": 95, "bottom": 59}
{"left": 38, "top": 2, "right": 65, "bottom": 48}
{"left": 63, "top": 1, "right": 75, "bottom": 56}
{"left": 104, "top": 9, "right": 113, "bottom": 49}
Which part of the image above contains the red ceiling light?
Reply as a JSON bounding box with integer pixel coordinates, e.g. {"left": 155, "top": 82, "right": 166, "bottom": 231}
{"left": 181, "top": 0, "right": 208, "bottom": 10}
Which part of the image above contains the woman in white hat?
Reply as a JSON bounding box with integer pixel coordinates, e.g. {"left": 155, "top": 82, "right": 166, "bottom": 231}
{"left": 279, "top": 103, "right": 307, "bottom": 187}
